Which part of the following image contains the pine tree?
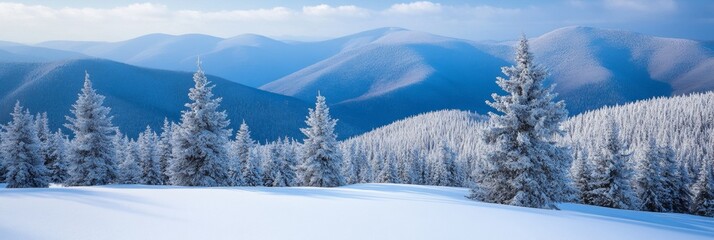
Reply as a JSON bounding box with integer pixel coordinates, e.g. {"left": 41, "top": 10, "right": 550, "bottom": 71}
{"left": 35, "top": 112, "right": 52, "bottom": 170}
{"left": 377, "top": 152, "right": 398, "bottom": 183}
{"left": 118, "top": 138, "right": 141, "bottom": 184}
{"left": 571, "top": 148, "right": 597, "bottom": 204}
{"left": 276, "top": 137, "right": 298, "bottom": 187}
{"left": 138, "top": 126, "right": 162, "bottom": 185}
{"left": 46, "top": 129, "right": 70, "bottom": 184}
{"left": 232, "top": 121, "right": 261, "bottom": 186}
{"left": 261, "top": 143, "right": 281, "bottom": 187}
{"left": 157, "top": 118, "right": 173, "bottom": 185}
{"left": 65, "top": 72, "right": 117, "bottom": 186}
{"left": 635, "top": 138, "right": 666, "bottom": 212}
{"left": 471, "top": 36, "right": 572, "bottom": 209}
{"left": 429, "top": 141, "right": 458, "bottom": 186}
{"left": 589, "top": 121, "right": 638, "bottom": 209}
{"left": 672, "top": 162, "right": 693, "bottom": 213}
{"left": 298, "top": 93, "right": 343, "bottom": 187}
{"left": 1, "top": 102, "right": 49, "bottom": 188}
{"left": 659, "top": 143, "right": 680, "bottom": 212}
{"left": 169, "top": 61, "right": 231, "bottom": 186}
{"left": 690, "top": 158, "right": 714, "bottom": 217}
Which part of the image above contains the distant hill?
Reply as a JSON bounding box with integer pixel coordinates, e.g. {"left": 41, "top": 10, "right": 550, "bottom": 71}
{"left": 0, "top": 59, "right": 361, "bottom": 140}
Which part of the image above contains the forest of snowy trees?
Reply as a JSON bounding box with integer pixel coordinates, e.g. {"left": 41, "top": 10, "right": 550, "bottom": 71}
{"left": 0, "top": 38, "right": 713, "bottom": 217}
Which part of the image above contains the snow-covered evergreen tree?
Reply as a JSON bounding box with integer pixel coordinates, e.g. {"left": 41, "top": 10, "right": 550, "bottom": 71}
{"left": 46, "top": 129, "right": 70, "bottom": 184}
{"left": 118, "top": 137, "right": 141, "bottom": 184}
{"left": 1, "top": 102, "right": 49, "bottom": 188}
{"left": 261, "top": 143, "right": 281, "bottom": 187}
{"left": 169, "top": 61, "right": 231, "bottom": 186}
{"left": 377, "top": 152, "right": 398, "bottom": 183}
{"left": 658, "top": 142, "right": 680, "bottom": 212}
{"left": 231, "top": 121, "right": 261, "bottom": 186}
{"left": 634, "top": 138, "right": 667, "bottom": 212}
{"left": 429, "top": 141, "right": 458, "bottom": 186}
{"left": 298, "top": 93, "right": 343, "bottom": 187}
{"left": 35, "top": 112, "right": 51, "bottom": 169}
{"left": 571, "top": 148, "right": 597, "bottom": 204}
{"left": 65, "top": 72, "right": 117, "bottom": 186}
{"left": 471, "top": 36, "right": 572, "bottom": 209}
{"left": 589, "top": 121, "right": 638, "bottom": 209}
{"left": 138, "top": 126, "right": 162, "bottom": 185}
{"left": 690, "top": 158, "right": 714, "bottom": 217}
{"left": 276, "top": 137, "right": 298, "bottom": 187}
{"left": 672, "top": 162, "right": 693, "bottom": 213}
{"left": 157, "top": 118, "right": 173, "bottom": 185}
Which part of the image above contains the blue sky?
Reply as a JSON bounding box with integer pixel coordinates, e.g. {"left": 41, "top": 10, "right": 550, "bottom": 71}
{"left": 1, "top": 0, "right": 712, "bottom": 43}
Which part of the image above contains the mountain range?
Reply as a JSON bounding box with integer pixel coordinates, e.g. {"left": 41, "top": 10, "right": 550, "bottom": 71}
{"left": 0, "top": 26, "right": 712, "bottom": 138}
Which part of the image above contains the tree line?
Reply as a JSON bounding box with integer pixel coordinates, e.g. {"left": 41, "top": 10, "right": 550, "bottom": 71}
{"left": 1, "top": 38, "right": 712, "bottom": 217}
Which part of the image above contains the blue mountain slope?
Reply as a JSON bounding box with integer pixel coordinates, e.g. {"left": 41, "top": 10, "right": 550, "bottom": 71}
{"left": 0, "top": 59, "right": 360, "bottom": 140}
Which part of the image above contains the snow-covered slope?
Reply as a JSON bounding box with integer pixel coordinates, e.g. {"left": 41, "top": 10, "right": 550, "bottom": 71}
{"left": 0, "top": 59, "right": 355, "bottom": 140}
{"left": 262, "top": 29, "right": 507, "bottom": 129}
{"left": 0, "top": 183, "right": 711, "bottom": 240}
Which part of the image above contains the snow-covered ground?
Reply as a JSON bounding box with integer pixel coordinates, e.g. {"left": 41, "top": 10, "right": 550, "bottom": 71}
{"left": 0, "top": 183, "right": 712, "bottom": 240}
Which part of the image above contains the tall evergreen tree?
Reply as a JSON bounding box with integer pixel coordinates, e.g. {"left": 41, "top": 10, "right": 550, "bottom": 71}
{"left": 157, "top": 118, "right": 173, "bottom": 185}
{"left": 470, "top": 35, "right": 572, "bottom": 209}
{"left": 169, "top": 61, "right": 231, "bottom": 186}
{"left": 571, "top": 147, "right": 595, "bottom": 204}
{"left": 298, "top": 93, "right": 343, "bottom": 187}
{"left": 1, "top": 102, "right": 49, "bottom": 188}
{"left": 233, "top": 121, "right": 262, "bottom": 186}
{"left": 429, "top": 141, "right": 458, "bottom": 186}
{"left": 634, "top": 138, "right": 667, "bottom": 212}
{"left": 690, "top": 158, "right": 714, "bottom": 217}
{"left": 46, "top": 129, "right": 70, "bottom": 184}
{"left": 672, "top": 162, "right": 693, "bottom": 213}
{"left": 659, "top": 143, "right": 680, "bottom": 212}
{"left": 261, "top": 143, "right": 281, "bottom": 187}
{"left": 138, "top": 126, "right": 162, "bottom": 185}
{"left": 276, "top": 137, "right": 298, "bottom": 187}
{"left": 377, "top": 152, "right": 398, "bottom": 183}
{"left": 118, "top": 138, "right": 141, "bottom": 184}
{"left": 65, "top": 72, "right": 117, "bottom": 186}
{"left": 589, "top": 121, "right": 639, "bottom": 210}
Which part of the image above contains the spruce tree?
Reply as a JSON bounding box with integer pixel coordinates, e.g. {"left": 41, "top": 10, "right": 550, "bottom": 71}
{"left": 659, "top": 143, "right": 680, "bottom": 212}
{"left": 276, "top": 137, "right": 298, "bottom": 187}
{"left": 1, "top": 102, "right": 49, "bottom": 188}
{"left": 429, "top": 141, "right": 458, "bottom": 186}
{"left": 46, "top": 129, "right": 70, "bottom": 184}
{"left": 635, "top": 138, "right": 666, "bottom": 212}
{"left": 65, "top": 72, "right": 117, "bottom": 186}
{"left": 298, "top": 93, "right": 343, "bottom": 187}
{"left": 377, "top": 152, "right": 398, "bottom": 183}
{"left": 118, "top": 138, "right": 141, "bottom": 184}
{"left": 571, "top": 148, "right": 595, "bottom": 204}
{"left": 690, "top": 159, "right": 714, "bottom": 217}
{"left": 232, "top": 121, "right": 261, "bottom": 186}
{"left": 157, "top": 118, "right": 173, "bottom": 185}
{"left": 470, "top": 35, "right": 572, "bottom": 209}
{"left": 261, "top": 143, "right": 281, "bottom": 187}
{"left": 169, "top": 61, "right": 231, "bottom": 186}
{"left": 672, "top": 162, "right": 693, "bottom": 213}
{"left": 589, "top": 121, "right": 638, "bottom": 209}
{"left": 138, "top": 126, "right": 162, "bottom": 185}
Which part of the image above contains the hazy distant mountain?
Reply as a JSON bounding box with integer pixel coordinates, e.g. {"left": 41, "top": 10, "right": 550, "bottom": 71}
{"left": 0, "top": 59, "right": 361, "bottom": 140}
{"left": 0, "top": 41, "right": 87, "bottom": 63}
{"left": 24, "top": 26, "right": 714, "bottom": 131}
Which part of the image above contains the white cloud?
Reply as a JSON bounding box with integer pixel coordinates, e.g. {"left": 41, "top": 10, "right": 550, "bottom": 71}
{"left": 386, "top": 1, "right": 442, "bottom": 14}
{"left": 603, "top": 0, "right": 677, "bottom": 12}
{"left": 302, "top": 4, "right": 370, "bottom": 17}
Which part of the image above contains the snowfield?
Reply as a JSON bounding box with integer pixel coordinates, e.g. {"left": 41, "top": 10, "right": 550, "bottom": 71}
{"left": 1, "top": 183, "right": 712, "bottom": 240}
